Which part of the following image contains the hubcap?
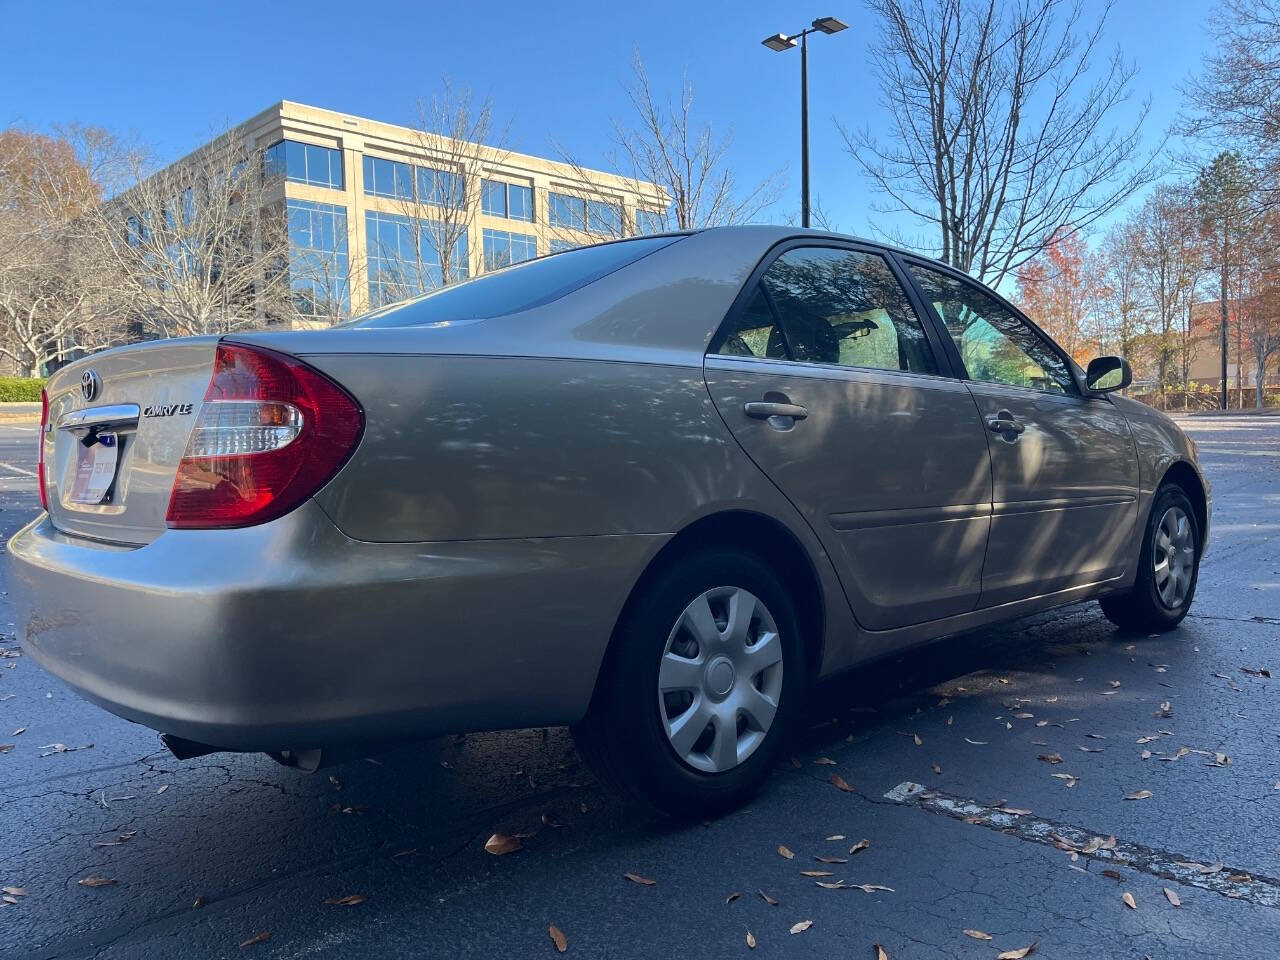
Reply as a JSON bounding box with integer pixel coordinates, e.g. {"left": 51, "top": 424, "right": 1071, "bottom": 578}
{"left": 1153, "top": 505, "right": 1195, "bottom": 610}
{"left": 657, "top": 586, "right": 784, "bottom": 774}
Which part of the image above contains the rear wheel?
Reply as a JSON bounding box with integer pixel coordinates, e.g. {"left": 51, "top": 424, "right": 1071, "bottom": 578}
{"left": 572, "top": 548, "right": 805, "bottom": 817}
{"left": 1099, "top": 483, "right": 1201, "bottom": 632}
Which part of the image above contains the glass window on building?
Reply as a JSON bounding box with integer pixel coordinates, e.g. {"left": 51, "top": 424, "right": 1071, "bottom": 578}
{"left": 482, "top": 228, "right": 537, "bottom": 271}
{"left": 419, "top": 167, "right": 464, "bottom": 208}
{"left": 265, "top": 140, "right": 343, "bottom": 189}
{"left": 366, "top": 210, "right": 469, "bottom": 308}
{"left": 286, "top": 199, "right": 349, "bottom": 319}
{"left": 548, "top": 192, "right": 586, "bottom": 231}
{"left": 636, "top": 208, "right": 666, "bottom": 234}
{"left": 586, "top": 199, "right": 622, "bottom": 237}
{"left": 482, "top": 179, "right": 533, "bottom": 222}
{"left": 363, "top": 155, "right": 415, "bottom": 200}
{"left": 549, "top": 239, "right": 579, "bottom": 254}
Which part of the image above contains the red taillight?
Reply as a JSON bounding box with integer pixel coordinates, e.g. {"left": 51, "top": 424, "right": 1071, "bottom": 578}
{"left": 37, "top": 388, "right": 49, "bottom": 512}
{"left": 165, "top": 343, "right": 363, "bottom": 529}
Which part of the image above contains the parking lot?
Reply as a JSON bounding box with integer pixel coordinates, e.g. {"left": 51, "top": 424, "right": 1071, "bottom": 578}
{"left": 2, "top": 414, "right": 1279, "bottom": 959}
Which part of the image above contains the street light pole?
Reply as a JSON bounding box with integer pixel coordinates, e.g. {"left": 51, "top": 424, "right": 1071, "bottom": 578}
{"left": 763, "top": 17, "right": 848, "bottom": 230}
{"left": 800, "top": 30, "right": 809, "bottom": 227}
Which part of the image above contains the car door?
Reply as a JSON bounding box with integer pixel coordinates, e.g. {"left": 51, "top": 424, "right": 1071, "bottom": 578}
{"left": 900, "top": 258, "right": 1140, "bottom": 607}
{"left": 703, "top": 241, "right": 994, "bottom": 630}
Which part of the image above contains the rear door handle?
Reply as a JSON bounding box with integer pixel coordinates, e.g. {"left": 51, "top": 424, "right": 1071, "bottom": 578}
{"left": 744, "top": 401, "right": 808, "bottom": 421}
{"left": 986, "top": 409, "right": 1024, "bottom": 438}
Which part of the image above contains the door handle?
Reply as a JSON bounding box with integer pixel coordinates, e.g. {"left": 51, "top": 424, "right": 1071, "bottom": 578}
{"left": 744, "top": 401, "right": 809, "bottom": 421}
{"left": 986, "top": 409, "right": 1024, "bottom": 438}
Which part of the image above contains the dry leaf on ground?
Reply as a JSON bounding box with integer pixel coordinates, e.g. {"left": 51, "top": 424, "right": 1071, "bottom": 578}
{"left": 789, "top": 920, "right": 813, "bottom": 934}
{"left": 997, "top": 944, "right": 1037, "bottom": 960}
{"left": 830, "top": 773, "right": 855, "bottom": 792}
{"left": 624, "top": 872, "right": 656, "bottom": 886}
{"left": 777, "top": 845, "right": 795, "bottom": 859}
{"left": 324, "top": 893, "right": 367, "bottom": 907}
{"left": 726, "top": 891, "right": 740, "bottom": 904}
{"left": 875, "top": 944, "right": 889, "bottom": 959}
{"left": 758, "top": 889, "right": 778, "bottom": 906}
{"left": 963, "top": 929, "right": 993, "bottom": 940}
{"left": 77, "top": 877, "right": 115, "bottom": 888}
{"left": 484, "top": 833, "right": 523, "bottom": 855}
{"left": 1122, "top": 891, "right": 1137, "bottom": 909}
{"left": 849, "top": 838, "right": 870, "bottom": 855}
{"left": 1124, "top": 789, "right": 1153, "bottom": 801}
{"left": 1164, "top": 888, "right": 1181, "bottom": 907}
{"left": 746, "top": 930, "right": 756, "bottom": 949}
{"left": 239, "top": 931, "right": 270, "bottom": 948}
{"left": 549, "top": 924, "right": 567, "bottom": 953}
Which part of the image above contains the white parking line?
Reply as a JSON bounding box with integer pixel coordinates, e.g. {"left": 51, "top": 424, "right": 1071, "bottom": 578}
{"left": 885, "top": 781, "right": 1280, "bottom": 906}
{"left": 0, "top": 461, "right": 37, "bottom": 478}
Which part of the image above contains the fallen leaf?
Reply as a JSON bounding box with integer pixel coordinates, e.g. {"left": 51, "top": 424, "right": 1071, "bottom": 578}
{"left": 1078, "top": 745, "right": 1103, "bottom": 753}
{"left": 11, "top": 727, "right": 25, "bottom": 736}
{"left": 725, "top": 891, "right": 740, "bottom": 904}
{"left": 1101, "top": 869, "right": 1124, "bottom": 881}
{"left": 0, "top": 744, "right": 12, "bottom": 754}
{"left": 1164, "top": 887, "right": 1181, "bottom": 907}
{"left": 77, "top": 876, "right": 115, "bottom": 888}
{"left": 913, "top": 734, "right": 922, "bottom": 746}
{"left": 997, "top": 944, "right": 1038, "bottom": 960}
{"left": 484, "top": 833, "right": 523, "bottom": 856}
{"left": 789, "top": 920, "right": 813, "bottom": 934}
{"left": 931, "top": 762, "right": 942, "bottom": 774}
{"left": 996, "top": 806, "right": 1031, "bottom": 816}
{"left": 849, "top": 838, "right": 870, "bottom": 855}
{"left": 549, "top": 924, "right": 567, "bottom": 953}
{"left": 541, "top": 812, "right": 563, "bottom": 829}
{"left": 1122, "top": 891, "right": 1137, "bottom": 910}
{"left": 1124, "top": 789, "right": 1153, "bottom": 801}
{"left": 777, "top": 845, "right": 795, "bottom": 860}
{"left": 1038, "top": 753, "right": 1063, "bottom": 764}
{"left": 758, "top": 889, "right": 778, "bottom": 906}
{"left": 825, "top": 834, "right": 846, "bottom": 841}
{"left": 816, "top": 880, "right": 846, "bottom": 889}
{"left": 801, "top": 870, "right": 833, "bottom": 877}
{"left": 875, "top": 945, "right": 889, "bottom": 960}
{"left": 624, "top": 872, "right": 656, "bottom": 886}
{"left": 156, "top": 785, "right": 169, "bottom": 795}
{"left": 830, "top": 773, "right": 855, "bottom": 793}
{"left": 324, "top": 894, "right": 367, "bottom": 907}
{"left": 746, "top": 930, "right": 756, "bottom": 949}
{"left": 239, "top": 931, "right": 270, "bottom": 948}
{"left": 815, "top": 855, "right": 847, "bottom": 863}
{"left": 813, "top": 756, "right": 836, "bottom": 765}
{"left": 192, "top": 895, "right": 206, "bottom": 908}
{"left": 964, "top": 738, "right": 988, "bottom": 745}
{"left": 963, "top": 929, "right": 993, "bottom": 940}
{"left": 848, "top": 883, "right": 895, "bottom": 893}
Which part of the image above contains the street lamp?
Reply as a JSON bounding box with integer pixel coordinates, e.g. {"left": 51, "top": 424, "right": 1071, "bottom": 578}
{"left": 762, "top": 16, "right": 848, "bottom": 228}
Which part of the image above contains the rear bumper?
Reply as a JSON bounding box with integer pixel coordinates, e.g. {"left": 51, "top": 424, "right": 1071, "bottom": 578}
{"left": 8, "top": 502, "right": 664, "bottom": 751}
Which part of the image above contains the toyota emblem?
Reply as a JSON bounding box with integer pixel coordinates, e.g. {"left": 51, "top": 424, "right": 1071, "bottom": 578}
{"left": 80, "top": 369, "right": 102, "bottom": 402}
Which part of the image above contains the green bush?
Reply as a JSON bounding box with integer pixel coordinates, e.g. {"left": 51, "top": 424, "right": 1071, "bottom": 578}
{"left": 0, "top": 378, "right": 45, "bottom": 403}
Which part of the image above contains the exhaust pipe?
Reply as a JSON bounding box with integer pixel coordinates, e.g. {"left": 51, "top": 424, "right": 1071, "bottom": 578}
{"left": 268, "top": 748, "right": 325, "bottom": 773}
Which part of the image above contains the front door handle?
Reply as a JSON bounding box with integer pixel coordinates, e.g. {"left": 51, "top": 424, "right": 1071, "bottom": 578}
{"left": 744, "top": 401, "right": 809, "bottom": 421}
{"left": 986, "top": 409, "right": 1024, "bottom": 439}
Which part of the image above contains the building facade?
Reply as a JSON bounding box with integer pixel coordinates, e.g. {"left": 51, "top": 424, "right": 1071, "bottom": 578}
{"left": 199, "top": 100, "right": 667, "bottom": 325}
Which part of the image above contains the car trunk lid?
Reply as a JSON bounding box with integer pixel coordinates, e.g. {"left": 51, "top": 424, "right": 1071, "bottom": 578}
{"left": 42, "top": 338, "right": 219, "bottom": 545}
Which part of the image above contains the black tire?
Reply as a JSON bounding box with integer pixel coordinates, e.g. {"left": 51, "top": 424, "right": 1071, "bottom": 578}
{"left": 572, "top": 548, "right": 806, "bottom": 818}
{"left": 1099, "top": 483, "right": 1201, "bottom": 633}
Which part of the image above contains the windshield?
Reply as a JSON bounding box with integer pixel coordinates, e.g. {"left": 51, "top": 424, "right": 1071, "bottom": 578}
{"left": 352, "top": 235, "right": 685, "bottom": 328}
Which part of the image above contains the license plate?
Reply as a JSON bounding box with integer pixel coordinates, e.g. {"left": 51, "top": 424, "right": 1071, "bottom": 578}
{"left": 69, "top": 432, "right": 119, "bottom": 505}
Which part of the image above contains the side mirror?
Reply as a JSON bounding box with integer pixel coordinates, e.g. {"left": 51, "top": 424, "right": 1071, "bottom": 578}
{"left": 1085, "top": 356, "right": 1132, "bottom": 394}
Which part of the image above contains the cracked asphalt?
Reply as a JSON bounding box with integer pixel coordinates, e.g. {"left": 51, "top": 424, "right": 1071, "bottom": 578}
{"left": 2, "top": 414, "right": 1279, "bottom": 959}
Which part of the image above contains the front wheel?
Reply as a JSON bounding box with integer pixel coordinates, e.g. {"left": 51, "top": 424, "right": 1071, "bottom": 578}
{"left": 572, "top": 548, "right": 805, "bottom": 818}
{"left": 1099, "top": 484, "right": 1201, "bottom": 632}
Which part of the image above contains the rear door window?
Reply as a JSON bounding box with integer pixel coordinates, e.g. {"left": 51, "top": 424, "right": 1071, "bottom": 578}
{"left": 713, "top": 246, "right": 940, "bottom": 376}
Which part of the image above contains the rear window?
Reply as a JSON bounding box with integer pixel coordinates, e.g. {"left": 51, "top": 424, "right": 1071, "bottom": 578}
{"left": 352, "top": 235, "right": 684, "bottom": 328}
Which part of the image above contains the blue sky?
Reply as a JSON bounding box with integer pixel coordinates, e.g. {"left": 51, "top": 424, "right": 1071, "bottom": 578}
{"left": 1, "top": 0, "right": 1212, "bottom": 247}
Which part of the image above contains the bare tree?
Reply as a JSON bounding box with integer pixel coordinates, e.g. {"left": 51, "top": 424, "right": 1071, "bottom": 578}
{"left": 1235, "top": 208, "right": 1280, "bottom": 405}
{"left": 1097, "top": 220, "right": 1148, "bottom": 378}
{"left": 1134, "top": 184, "right": 1201, "bottom": 397}
{"left": 82, "top": 131, "right": 293, "bottom": 338}
{"left": 557, "top": 52, "right": 780, "bottom": 236}
{"left": 0, "top": 126, "right": 128, "bottom": 375}
{"left": 381, "top": 80, "right": 509, "bottom": 294}
{"left": 1185, "top": 0, "right": 1280, "bottom": 209}
{"left": 845, "top": 0, "right": 1160, "bottom": 285}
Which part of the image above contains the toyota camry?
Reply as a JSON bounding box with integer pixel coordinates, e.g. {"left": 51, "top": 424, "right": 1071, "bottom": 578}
{"left": 8, "top": 226, "right": 1210, "bottom": 815}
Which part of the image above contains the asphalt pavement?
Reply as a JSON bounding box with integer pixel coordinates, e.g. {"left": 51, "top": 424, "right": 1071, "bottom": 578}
{"left": 2, "top": 414, "right": 1279, "bottom": 959}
